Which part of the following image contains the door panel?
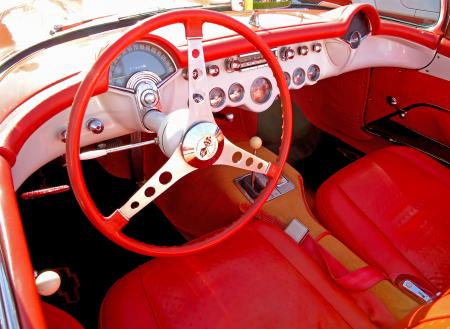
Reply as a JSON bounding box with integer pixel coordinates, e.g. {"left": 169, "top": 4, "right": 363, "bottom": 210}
{"left": 365, "top": 68, "right": 450, "bottom": 147}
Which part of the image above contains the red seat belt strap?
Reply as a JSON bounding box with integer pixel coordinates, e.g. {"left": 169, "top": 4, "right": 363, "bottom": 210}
{"left": 301, "top": 234, "right": 387, "bottom": 291}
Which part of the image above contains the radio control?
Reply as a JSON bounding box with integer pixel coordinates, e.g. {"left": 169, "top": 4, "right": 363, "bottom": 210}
{"left": 207, "top": 65, "right": 220, "bottom": 77}
{"left": 298, "top": 45, "right": 308, "bottom": 56}
{"left": 312, "top": 43, "right": 322, "bottom": 53}
{"left": 224, "top": 49, "right": 276, "bottom": 72}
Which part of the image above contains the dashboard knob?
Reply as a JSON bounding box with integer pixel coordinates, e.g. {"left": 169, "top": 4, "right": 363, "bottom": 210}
{"left": 59, "top": 129, "right": 67, "bottom": 143}
{"left": 207, "top": 65, "right": 220, "bottom": 77}
{"left": 225, "top": 58, "right": 241, "bottom": 72}
{"left": 279, "top": 47, "right": 295, "bottom": 61}
{"left": 87, "top": 118, "right": 104, "bottom": 134}
{"left": 141, "top": 89, "right": 159, "bottom": 107}
{"left": 298, "top": 45, "right": 308, "bottom": 56}
{"left": 312, "top": 43, "right": 322, "bottom": 53}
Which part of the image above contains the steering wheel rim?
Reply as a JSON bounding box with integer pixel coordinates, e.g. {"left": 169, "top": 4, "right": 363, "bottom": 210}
{"left": 66, "top": 9, "right": 292, "bottom": 257}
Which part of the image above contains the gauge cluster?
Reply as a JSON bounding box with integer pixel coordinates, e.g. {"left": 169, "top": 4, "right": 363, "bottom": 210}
{"left": 109, "top": 42, "right": 176, "bottom": 89}
{"left": 200, "top": 40, "right": 333, "bottom": 113}
{"left": 107, "top": 38, "right": 352, "bottom": 115}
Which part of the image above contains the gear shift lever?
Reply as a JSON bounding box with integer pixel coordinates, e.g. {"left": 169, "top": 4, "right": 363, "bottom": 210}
{"left": 249, "top": 136, "right": 263, "bottom": 189}
{"left": 235, "top": 136, "right": 295, "bottom": 202}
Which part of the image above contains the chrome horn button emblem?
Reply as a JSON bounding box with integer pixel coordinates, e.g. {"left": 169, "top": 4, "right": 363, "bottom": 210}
{"left": 195, "top": 135, "right": 218, "bottom": 160}
{"left": 181, "top": 122, "right": 224, "bottom": 168}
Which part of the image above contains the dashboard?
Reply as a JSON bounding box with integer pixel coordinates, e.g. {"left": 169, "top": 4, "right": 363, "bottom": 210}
{"left": 105, "top": 10, "right": 373, "bottom": 120}
{"left": 1, "top": 5, "right": 438, "bottom": 189}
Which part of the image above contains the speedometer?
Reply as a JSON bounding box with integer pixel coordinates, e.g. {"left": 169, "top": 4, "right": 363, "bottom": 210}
{"left": 109, "top": 42, "right": 176, "bottom": 88}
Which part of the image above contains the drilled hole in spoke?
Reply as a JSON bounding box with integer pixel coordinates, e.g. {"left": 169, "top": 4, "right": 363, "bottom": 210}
{"left": 159, "top": 172, "right": 172, "bottom": 185}
{"left": 192, "top": 49, "right": 200, "bottom": 58}
{"left": 130, "top": 201, "right": 139, "bottom": 209}
{"left": 145, "top": 187, "right": 156, "bottom": 198}
{"left": 232, "top": 152, "right": 242, "bottom": 163}
{"left": 257, "top": 163, "right": 264, "bottom": 170}
{"left": 246, "top": 158, "right": 254, "bottom": 166}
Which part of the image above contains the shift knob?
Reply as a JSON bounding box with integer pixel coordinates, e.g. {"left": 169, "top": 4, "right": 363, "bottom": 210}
{"left": 249, "top": 136, "right": 262, "bottom": 151}
{"left": 35, "top": 270, "right": 61, "bottom": 296}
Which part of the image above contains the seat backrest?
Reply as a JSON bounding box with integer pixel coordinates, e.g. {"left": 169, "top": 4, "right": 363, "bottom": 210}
{"left": 394, "top": 290, "right": 450, "bottom": 329}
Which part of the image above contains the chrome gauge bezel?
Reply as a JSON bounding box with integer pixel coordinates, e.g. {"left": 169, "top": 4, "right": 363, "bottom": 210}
{"left": 250, "top": 77, "right": 272, "bottom": 105}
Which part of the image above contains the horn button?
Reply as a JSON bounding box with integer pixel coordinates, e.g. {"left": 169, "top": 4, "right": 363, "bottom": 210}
{"left": 181, "top": 122, "right": 224, "bottom": 168}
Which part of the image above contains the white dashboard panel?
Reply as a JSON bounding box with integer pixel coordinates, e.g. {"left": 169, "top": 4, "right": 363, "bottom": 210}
{"left": 420, "top": 53, "right": 450, "bottom": 82}
{"left": 10, "top": 35, "right": 436, "bottom": 190}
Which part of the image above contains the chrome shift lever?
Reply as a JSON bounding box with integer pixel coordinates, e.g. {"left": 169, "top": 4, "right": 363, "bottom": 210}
{"left": 249, "top": 136, "right": 262, "bottom": 189}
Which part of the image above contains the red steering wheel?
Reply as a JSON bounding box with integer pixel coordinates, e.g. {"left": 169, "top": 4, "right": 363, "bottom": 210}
{"left": 66, "top": 9, "right": 292, "bottom": 256}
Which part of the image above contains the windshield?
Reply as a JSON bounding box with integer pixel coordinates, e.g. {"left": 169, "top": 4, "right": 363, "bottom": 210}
{"left": 0, "top": 0, "right": 206, "bottom": 61}
{"left": 298, "top": 0, "right": 441, "bottom": 27}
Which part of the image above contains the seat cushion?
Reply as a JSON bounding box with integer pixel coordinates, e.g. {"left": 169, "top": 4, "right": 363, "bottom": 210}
{"left": 42, "top": 302, "right": 83, "bottom": 329}
{"left": 100, "top": 221, "right": 377, "bottom": 329}
{"left": 316, "top": 146, "right": 450, "bottom": 293}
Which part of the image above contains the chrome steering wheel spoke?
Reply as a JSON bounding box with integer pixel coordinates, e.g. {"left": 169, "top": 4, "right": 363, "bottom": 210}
{"left": 185, "top": 21, "right": 215, "bottom": 124}
{"left": 215, "top": 138, "right": 272, "bottom": 175}
{"left": 119, "top": 147, "right": 196, "bottom": 219}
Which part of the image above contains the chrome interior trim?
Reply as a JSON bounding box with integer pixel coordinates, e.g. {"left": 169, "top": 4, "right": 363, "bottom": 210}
{"left": 0, "top": 246, "right": 20, "bottom": 329}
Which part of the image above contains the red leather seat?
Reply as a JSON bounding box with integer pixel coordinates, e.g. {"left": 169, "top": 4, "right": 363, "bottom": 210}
{"left": 316, "top": 146, "right": 450, "bottom": 293}
{"left": 42, "top": 302, "right": 83, "bottom": 329}
{"left": 100, "top": 221, "right": 378, "bottom": 329}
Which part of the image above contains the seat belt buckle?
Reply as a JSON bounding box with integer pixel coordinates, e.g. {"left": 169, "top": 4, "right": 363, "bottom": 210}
{"left": 399, "top": 279, "right": 434, "bottom": 304}
{"left": 285, "top": 219, "right": 309, "bottom": 243}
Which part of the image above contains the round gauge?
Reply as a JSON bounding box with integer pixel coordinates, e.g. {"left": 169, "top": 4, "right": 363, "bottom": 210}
{"left": 250, "top": 77, "right": 272, "bottom": 104}
{"left": 109, "top": 42, "right": 176, "bottom": 88}
{"left": 284, "top": 72, "right": 291, "bottom": 87}
{"left": 228, "top": 83, "right": 245, "bottom": 102}
{"left": 292, "top": 68, "right": 305, "bottom": 86}
{"left": 307, "top": 65, "right": 320, "bottom": 82}
{"left": 209, "top": 87, "right": 226, "bottom": 108}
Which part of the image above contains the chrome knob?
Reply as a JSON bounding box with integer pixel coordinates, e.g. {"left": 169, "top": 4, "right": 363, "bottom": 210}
{"left": 141, "top": 90, "right": 159, "bottom": 107}
{"left": 280, "top": 47, "right": 295, "bottom": 61}
{"left": 225, "top": 58, "right": 241, "bottom": 72}
{"left": 207, "top": 65, "right": 220, "bottom": 77}
{"left": 182, "top": 68, "right": 188, "bottom": 80}
{"left": 59, "top": 129, "right": 67, "bottom": 143}
{"left": 298, "top": 45, "right": 308, "bottom": 56}
{"left": 87, "top": 118, "right": 104, "bottom": 134}
{"left": 312, "top": 43, "right": 322, "bottom": 53}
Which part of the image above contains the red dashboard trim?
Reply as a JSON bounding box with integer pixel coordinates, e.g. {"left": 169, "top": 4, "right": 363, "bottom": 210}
{"left": 439, "top": 38, "right": 450, "bottom": 57}
{"left": 379, "top": 21, "right": 442, "bottom": 50}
